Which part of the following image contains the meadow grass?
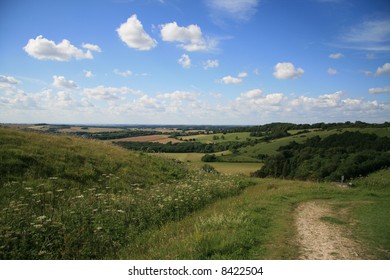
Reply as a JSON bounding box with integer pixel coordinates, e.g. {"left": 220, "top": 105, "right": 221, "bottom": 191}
{"left": 123, "top": 169, "right": 390, "bottom": 259}
{"left": 1, "top": 127, "right": 388, "bottom": 260}
{"left": 0, "top": 128, "right": 253, "bottom": 259}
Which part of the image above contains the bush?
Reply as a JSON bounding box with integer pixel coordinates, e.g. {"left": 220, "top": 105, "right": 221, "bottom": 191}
{"left": 201, "top": 154, "right": 217, "bottom": 162}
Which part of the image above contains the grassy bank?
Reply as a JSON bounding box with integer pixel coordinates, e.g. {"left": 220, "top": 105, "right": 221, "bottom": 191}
{"left": 0, "top": 128, "right": 252, "bottom": 259}
{"left": 123, "top": 169, "right": 390, "bottom": 259}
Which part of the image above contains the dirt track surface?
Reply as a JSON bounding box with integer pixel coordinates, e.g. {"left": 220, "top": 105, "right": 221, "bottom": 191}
{"left": 295, "top": 201, "right": 363, "bottom": 260}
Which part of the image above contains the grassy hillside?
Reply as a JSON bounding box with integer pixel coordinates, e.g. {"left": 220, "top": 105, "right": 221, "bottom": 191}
{"left": 217, "top": 127, "right": 390, "bottom": 162}
{"left": 123, "top": 169, "right": 390, "bottom": 259}
{"left": 0, "top": 128, "right": 251, "bottom": 259}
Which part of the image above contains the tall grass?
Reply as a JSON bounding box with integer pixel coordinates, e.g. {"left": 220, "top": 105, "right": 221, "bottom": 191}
{"left": 0, "top": 128, "right": 252, "bottom": 259}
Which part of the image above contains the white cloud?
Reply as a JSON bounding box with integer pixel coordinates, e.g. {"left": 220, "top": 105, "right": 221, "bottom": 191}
{"left": 178, "top": 54, "right": 191, "bottom": 69}
{"left": 238, "top": 89, "right": 263, "bottom": 99}
{"left": 203, "top": 59, "right": 219, "bottom": 70}
{"left": 157, "top": 91, "right": 199, "bottom": 101}
{"left": 273, "top": 62, "right": 304, "bottom": 79}
{"left": 238, "top": 72, "right": 248, "bottom": 78}
{"left": 0, "top": 75, "right": 20, "bottom": 88}
{"left": 329, "top": 53, "right": 343, "bottom": 59}
{"left": 114, "top": 69, "right": 133, "bottom": 77}
{"left": 341, "top": 19, "right": 390, "bottom": 51}
{"left": 369, "top": 86, "right": 390, "bottom": 94}
{"left": 82, "top": 43, "right": 102, "bottom": 52}
{"left": 83, "top": 70, "right": 94, "bottom": 78}
{"left": 160, "top": 22, "right": 214, "bottom": 51}
{"left": 207, "top": 0, "right": 260, "bottom": 22}
{"left": 52, "top": 76, "right": 78, "bottom": 89}
{"left": 220, "top": 75, "right": 242, "bottom": 84}
{"left": 327, "top": 68, "right": 337, "bottom": 75}
{"left": 375, "top": 63, "right": 390, "bottom": 76}
{"left": 290, "top": 91, "right": 343, "bottom": 109}
{"left": 116, "top": 14, "right": 157, "bottom": 51}
{"left": 23, "top": 35, "right": 97, "bottom": 61}
{"left": 219, "top": 71, "right": 249, "bottom": 84}
{"left": 83, "top": 86, "right": 143, "bottom": 101}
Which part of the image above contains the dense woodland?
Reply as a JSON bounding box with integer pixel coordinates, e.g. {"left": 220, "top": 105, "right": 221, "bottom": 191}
{"left": 252, "top": 131, "right": 390, "bottom": 181}
{"left": 114, "top": 140, "right": 247, "bottom": 153}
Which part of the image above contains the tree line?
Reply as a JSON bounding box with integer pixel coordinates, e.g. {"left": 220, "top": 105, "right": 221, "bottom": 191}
{"left": 252, "top": 131, "right": 390, "bottom": 181}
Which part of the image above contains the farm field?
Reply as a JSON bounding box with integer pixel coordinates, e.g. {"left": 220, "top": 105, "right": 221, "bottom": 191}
{"left": 109, "top": 134, "right": 181, "bottom": 144}
{"left": 153, "top": 152, "right": 261, "bottom": 175}
{"left": 180, "top": 132, "right": 256, "bottom": 143}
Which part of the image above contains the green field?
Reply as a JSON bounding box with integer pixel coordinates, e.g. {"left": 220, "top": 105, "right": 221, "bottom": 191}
{"left": 238, "top": 127, "right": 390, "bottom": 156}
{"left": 1, "top": 126, "right": 389, "bottom": 260}
{"left": 181, "top": 132, "right": 256, "bottom": 143}
{"left": 152, "top": 152, "right": 261, "bottom": 175}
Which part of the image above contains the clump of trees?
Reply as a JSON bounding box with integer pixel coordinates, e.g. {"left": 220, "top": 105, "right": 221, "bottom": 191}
{"left": 252, "top": 131, "right": 390, "bottom": 181}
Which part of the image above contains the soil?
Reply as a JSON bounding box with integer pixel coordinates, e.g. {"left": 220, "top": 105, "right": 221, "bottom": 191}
{"left": 295, "top": 201, "right": 363, "bottom": 260}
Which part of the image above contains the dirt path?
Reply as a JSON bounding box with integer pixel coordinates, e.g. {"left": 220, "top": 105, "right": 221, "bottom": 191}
{"left": 295, "top": 201, "right": 363, "bottom": 260}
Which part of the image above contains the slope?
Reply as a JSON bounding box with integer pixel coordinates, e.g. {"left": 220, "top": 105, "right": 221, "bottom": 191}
{"left": 0, "top": 128, "right": 251, "bottom": 259}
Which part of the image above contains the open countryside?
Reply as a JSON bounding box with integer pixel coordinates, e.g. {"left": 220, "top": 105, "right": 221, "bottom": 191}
{"left": 1, "top": 121, "right": 389, "bottom": 260}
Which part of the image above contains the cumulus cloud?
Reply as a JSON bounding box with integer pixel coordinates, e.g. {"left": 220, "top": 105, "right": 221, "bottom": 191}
{"left": 219, "top": 71, "right": 248, "bottom": 84}
{"left": 160, "top": 22, "right": 214, "bottom": 51}
{"left": 178, "top": 54, "right": 191, "bottom": 68}
{"left": 290, "top": 91, "right": 343, "bottom": 108}
{"left": 203, "top": 59, "right": 219, "bottom": 70}
{"left": 327, "top": 68, "right": 337, "bottom": 75}
{"left": 83, "top": 86, "right": 143, "bottom": 101}
{"left": 52, "top": 76, "right": 78, "bottom": 89}
{"left": 23, "top": 35, "right": 99, "bottom": 61}
{"left": 157, "top": 90, "right": 199, "bottom": 101}
{"left": 83, "top": 70, "right": 94, "bottom": 78}
{"left": 116, "top": 14, "right": 157, "bottom": 51}
{"left": 82, "top": 43, "right": 101, "bottom": 52}
{"left": 273, "top": 62, "right": 304, "bottom": 79}
{"left": 0, "top": 75, "right": 20, "bottom": 88}
{"left": 374, "top": 63, "right": 390, "bottom": 76}
{"left": 329, "top": 53, "right": 343, "bottom": 59}
{"left": 207, "top": 0, "right": 260, "bottom": 22}
{"left": 220, "top": 75, "right": 243, "bottom": 84}
{"left": 238, "top": 72, "right": 248, "bottom": 78}
{"left": 369, "top": 86, "right": 390, "bottom": 94}
{"left": 114, "top": 69, "right": 133, "bottom": 77}
{"left": 238, "top": 89, "right": 263, "bottom": 99}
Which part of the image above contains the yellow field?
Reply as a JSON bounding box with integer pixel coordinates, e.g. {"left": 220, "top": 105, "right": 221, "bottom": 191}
{"left": 151, "top": 152, "right": 261, "bottom": 175}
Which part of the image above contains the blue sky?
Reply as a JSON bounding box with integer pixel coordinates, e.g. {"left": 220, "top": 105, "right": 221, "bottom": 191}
{"left": 0, "top": 0, "right": 389, "bottom": 125}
